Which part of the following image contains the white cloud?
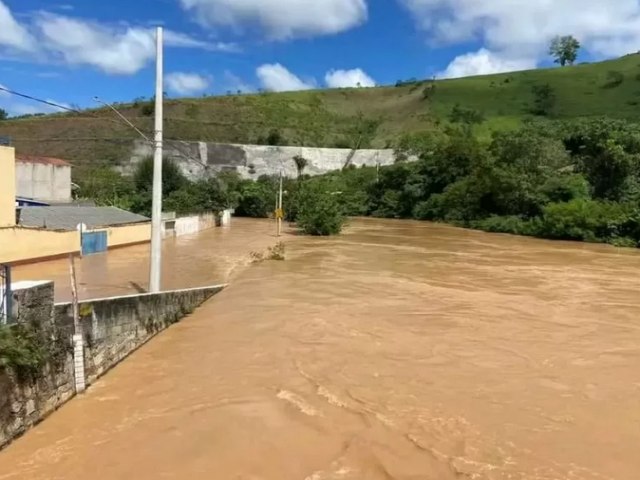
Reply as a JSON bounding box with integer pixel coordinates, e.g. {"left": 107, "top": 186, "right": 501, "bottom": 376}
{"left": 439, "top": 49, "right": 536, "bottom": 79}
{"left": 0, "top": 2, "right": 231, "bottom": 75}
{"left": 256, "top": 63, "right": 315, "bottom": 92}
{"left": 400, "top": 0, "right": 640, "bottom": 64}
{"left": 32, "top": 14, "right": 232, "bottom": 75}
{"left": 0, "top": 1, "right": 36, "bottom": 51}
{"left": 179, "top": 0, "right": 367, "bottom": 40}
{"left": 163, "top": 30, "right": 238, "bottom": 52}
{"left": 166, "top": 72, "right": 211, "bottom": 95}
{"left": 35, "top": 14, "right": 156, "bottom": 75}
{"left": 325, "top": 68, "right": 376, "bottom": 88}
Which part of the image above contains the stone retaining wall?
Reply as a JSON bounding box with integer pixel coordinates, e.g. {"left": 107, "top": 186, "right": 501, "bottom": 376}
{"left": 55, "top": 286, "right": 223, "bottom": 384}
{"left": 0, "top": 281, "right": 74, "bottom": 450}
{"left": 0, "top": 283, "right": 224, "bottom": 449}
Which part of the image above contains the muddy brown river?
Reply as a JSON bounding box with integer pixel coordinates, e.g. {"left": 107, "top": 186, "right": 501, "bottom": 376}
{"left": 2, "top": 218, "right": 640, "bottom": 479}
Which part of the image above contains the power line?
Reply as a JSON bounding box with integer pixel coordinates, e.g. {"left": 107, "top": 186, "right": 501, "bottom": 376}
{"left": 0, "top": 85, "right": 81, "bottom": 114}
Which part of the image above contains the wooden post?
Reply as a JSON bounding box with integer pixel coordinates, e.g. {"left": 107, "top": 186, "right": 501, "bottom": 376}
{"left": 69, "top": 254, "right": 86, "bottom": 393}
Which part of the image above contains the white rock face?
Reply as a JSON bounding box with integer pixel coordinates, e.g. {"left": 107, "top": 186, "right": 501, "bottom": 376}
{"left": 125, "top": 141, "right": 403, "bottom": 180}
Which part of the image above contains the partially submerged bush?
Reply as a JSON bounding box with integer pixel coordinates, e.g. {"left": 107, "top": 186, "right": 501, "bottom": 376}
{"left": 297, "top": 181, "right": 345, "bottom": 236}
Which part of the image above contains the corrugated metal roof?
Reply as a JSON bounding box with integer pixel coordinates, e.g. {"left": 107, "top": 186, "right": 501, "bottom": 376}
{"left": 16, "top": 154, "right": 72, "bottom": 167}
{"left": 19, "top": 206, "right": 149, "bottom": 231}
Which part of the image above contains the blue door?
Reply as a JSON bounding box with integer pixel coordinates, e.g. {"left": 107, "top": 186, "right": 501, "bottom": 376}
{"left": 81, "top": 231, "right": 108, "bottom": 256}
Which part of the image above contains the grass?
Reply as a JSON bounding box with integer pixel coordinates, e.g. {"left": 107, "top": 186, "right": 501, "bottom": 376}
{"left": 2, "top": 53, "right": 640, "bottom": 171}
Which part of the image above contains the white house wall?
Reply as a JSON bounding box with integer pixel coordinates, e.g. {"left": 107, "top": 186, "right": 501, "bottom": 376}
{"left": 16, "top": 163, "right": 71, "bottom": 202}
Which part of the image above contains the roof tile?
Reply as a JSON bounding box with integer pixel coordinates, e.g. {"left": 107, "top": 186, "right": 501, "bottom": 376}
{"left": 20, "top": 206, "right": 149, "bottom": 231}
{"left": 16, "top": 154, "right": 72, "bottom": 167}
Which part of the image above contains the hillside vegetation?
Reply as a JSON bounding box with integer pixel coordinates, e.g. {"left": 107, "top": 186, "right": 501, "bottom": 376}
{"left": 2, "top": 53, "right": 640, "bottom": 174}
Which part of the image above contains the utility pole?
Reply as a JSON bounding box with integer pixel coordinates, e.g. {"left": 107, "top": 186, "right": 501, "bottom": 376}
{"left": 277, "top": 171, "right": 283, "bottom": 237}
{"left": 149, "top": 26, "right": 163, "bottom": 293}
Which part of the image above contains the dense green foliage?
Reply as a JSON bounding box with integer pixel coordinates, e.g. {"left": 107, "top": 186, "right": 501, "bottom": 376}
{"left": 278, "top": 118, "right": 640, "bottom": 248}
{"left": 77, "top": 157, "right": 237, "bottom": 217}
{"left": 228, "top": 174, "right": 345, "bottom": 235}
{"left": 0, "top": 324, "right": 69, "bottom": 382}
{"left": 76, "top": 116, "right": 640, "bottom": 246}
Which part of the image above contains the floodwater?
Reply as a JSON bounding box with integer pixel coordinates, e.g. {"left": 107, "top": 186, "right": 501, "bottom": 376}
{"left": 2, "top": 218, "right": 640, "bottom": 480}
{"left": 12, "top": 218, "right": 280, "bottom": 302}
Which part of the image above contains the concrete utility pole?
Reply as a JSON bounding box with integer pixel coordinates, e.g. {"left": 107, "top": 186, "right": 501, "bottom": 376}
{"left": 149, "top": 26, "right": 164, "bottom": 293}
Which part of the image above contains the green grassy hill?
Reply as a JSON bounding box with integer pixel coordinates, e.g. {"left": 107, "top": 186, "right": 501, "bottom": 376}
{"left": 2, "top": 53, "right": 640, "bottom": 173}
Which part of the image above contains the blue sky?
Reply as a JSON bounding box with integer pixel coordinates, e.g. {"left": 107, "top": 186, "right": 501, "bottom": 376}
{"left": 1, "top": 0, "right": 640, "bottom": 116}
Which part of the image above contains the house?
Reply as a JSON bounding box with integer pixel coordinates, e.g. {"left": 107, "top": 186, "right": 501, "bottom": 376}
{"left": 0, "top": 146, "right": 151, "bottom": 264}
{"left": 15, "top": 154, "right": 72, "bottom": 203}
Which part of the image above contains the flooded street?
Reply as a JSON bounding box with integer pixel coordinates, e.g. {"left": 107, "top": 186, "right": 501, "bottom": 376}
{"left": 12, "top": 218, "right": 279, "bottom": 302}
{"left": 2, "top": 218, "right": 640, "bottom": 479}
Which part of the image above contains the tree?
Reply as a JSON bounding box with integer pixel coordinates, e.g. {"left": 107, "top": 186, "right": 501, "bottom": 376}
{"left": 293, "top": 155, "right": 308, "bottom": 178}
{"left": 76, "top": 167, "right": 135, "bottom": 209}
{"left": 0, "top": 108, "right": 8, "bottom": 121}
{"left": 266, "top": 129, "right": 285, "bottom": 146}
{"left": 531, "top": 84, "right": 557, "bottom": 116}
{"left": 134, "top": 156, "right": 186, "bottom": 196}
{"left": 549, "top": 35, "right": 581, "bottom": 66}
{"left": 448, "top": 104, "right": 485, "bottom": 134}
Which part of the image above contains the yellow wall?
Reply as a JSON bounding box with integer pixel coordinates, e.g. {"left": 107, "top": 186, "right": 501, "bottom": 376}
{"left": 103, "top": 223, "right": 151, "bottom": 248}
{"left": 0, "top": 227, "right": 78, "bottom": 264}
{"left": 0, "top": 147, "right": 16, "bottom": 228}
{"left": 0, "top": 223, "right": 150, "bottom": 264}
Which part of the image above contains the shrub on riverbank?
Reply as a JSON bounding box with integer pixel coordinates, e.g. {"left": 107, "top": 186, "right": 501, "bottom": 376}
{"left": 296, "top": 181, "right": 345, "bottom": 236}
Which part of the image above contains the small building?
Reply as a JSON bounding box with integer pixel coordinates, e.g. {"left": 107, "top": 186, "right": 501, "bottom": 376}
{"left": 15, "top": 154, "right": 72, "bottom": 203}
{"left": 0, "top": 146, "right": 152, "bottom": 264}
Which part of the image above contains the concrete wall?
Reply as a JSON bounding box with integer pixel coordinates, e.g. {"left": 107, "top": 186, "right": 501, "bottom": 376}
{"left": 0, "top": 147, "right": 16, "bottom": 228}
{"left": 0, "top": 282, "right": 224, "bottom": 449}
{"left": 126, "top": 140, "right": 400, "bottom": 181}
{"left": 162, "top": 213, "right": 217, "bottom": 239}
{"left": 15, "top": 163, "right": 71, "bottom": 203}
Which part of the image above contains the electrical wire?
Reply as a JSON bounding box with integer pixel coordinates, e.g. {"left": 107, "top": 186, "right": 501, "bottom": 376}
{"left": 0, "top": 85, "right": 81, "bottom": 114}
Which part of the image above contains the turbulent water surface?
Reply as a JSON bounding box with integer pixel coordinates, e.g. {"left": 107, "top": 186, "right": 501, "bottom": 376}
{"left": 2, "top": 217, "right": 640, "bottom": 480}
